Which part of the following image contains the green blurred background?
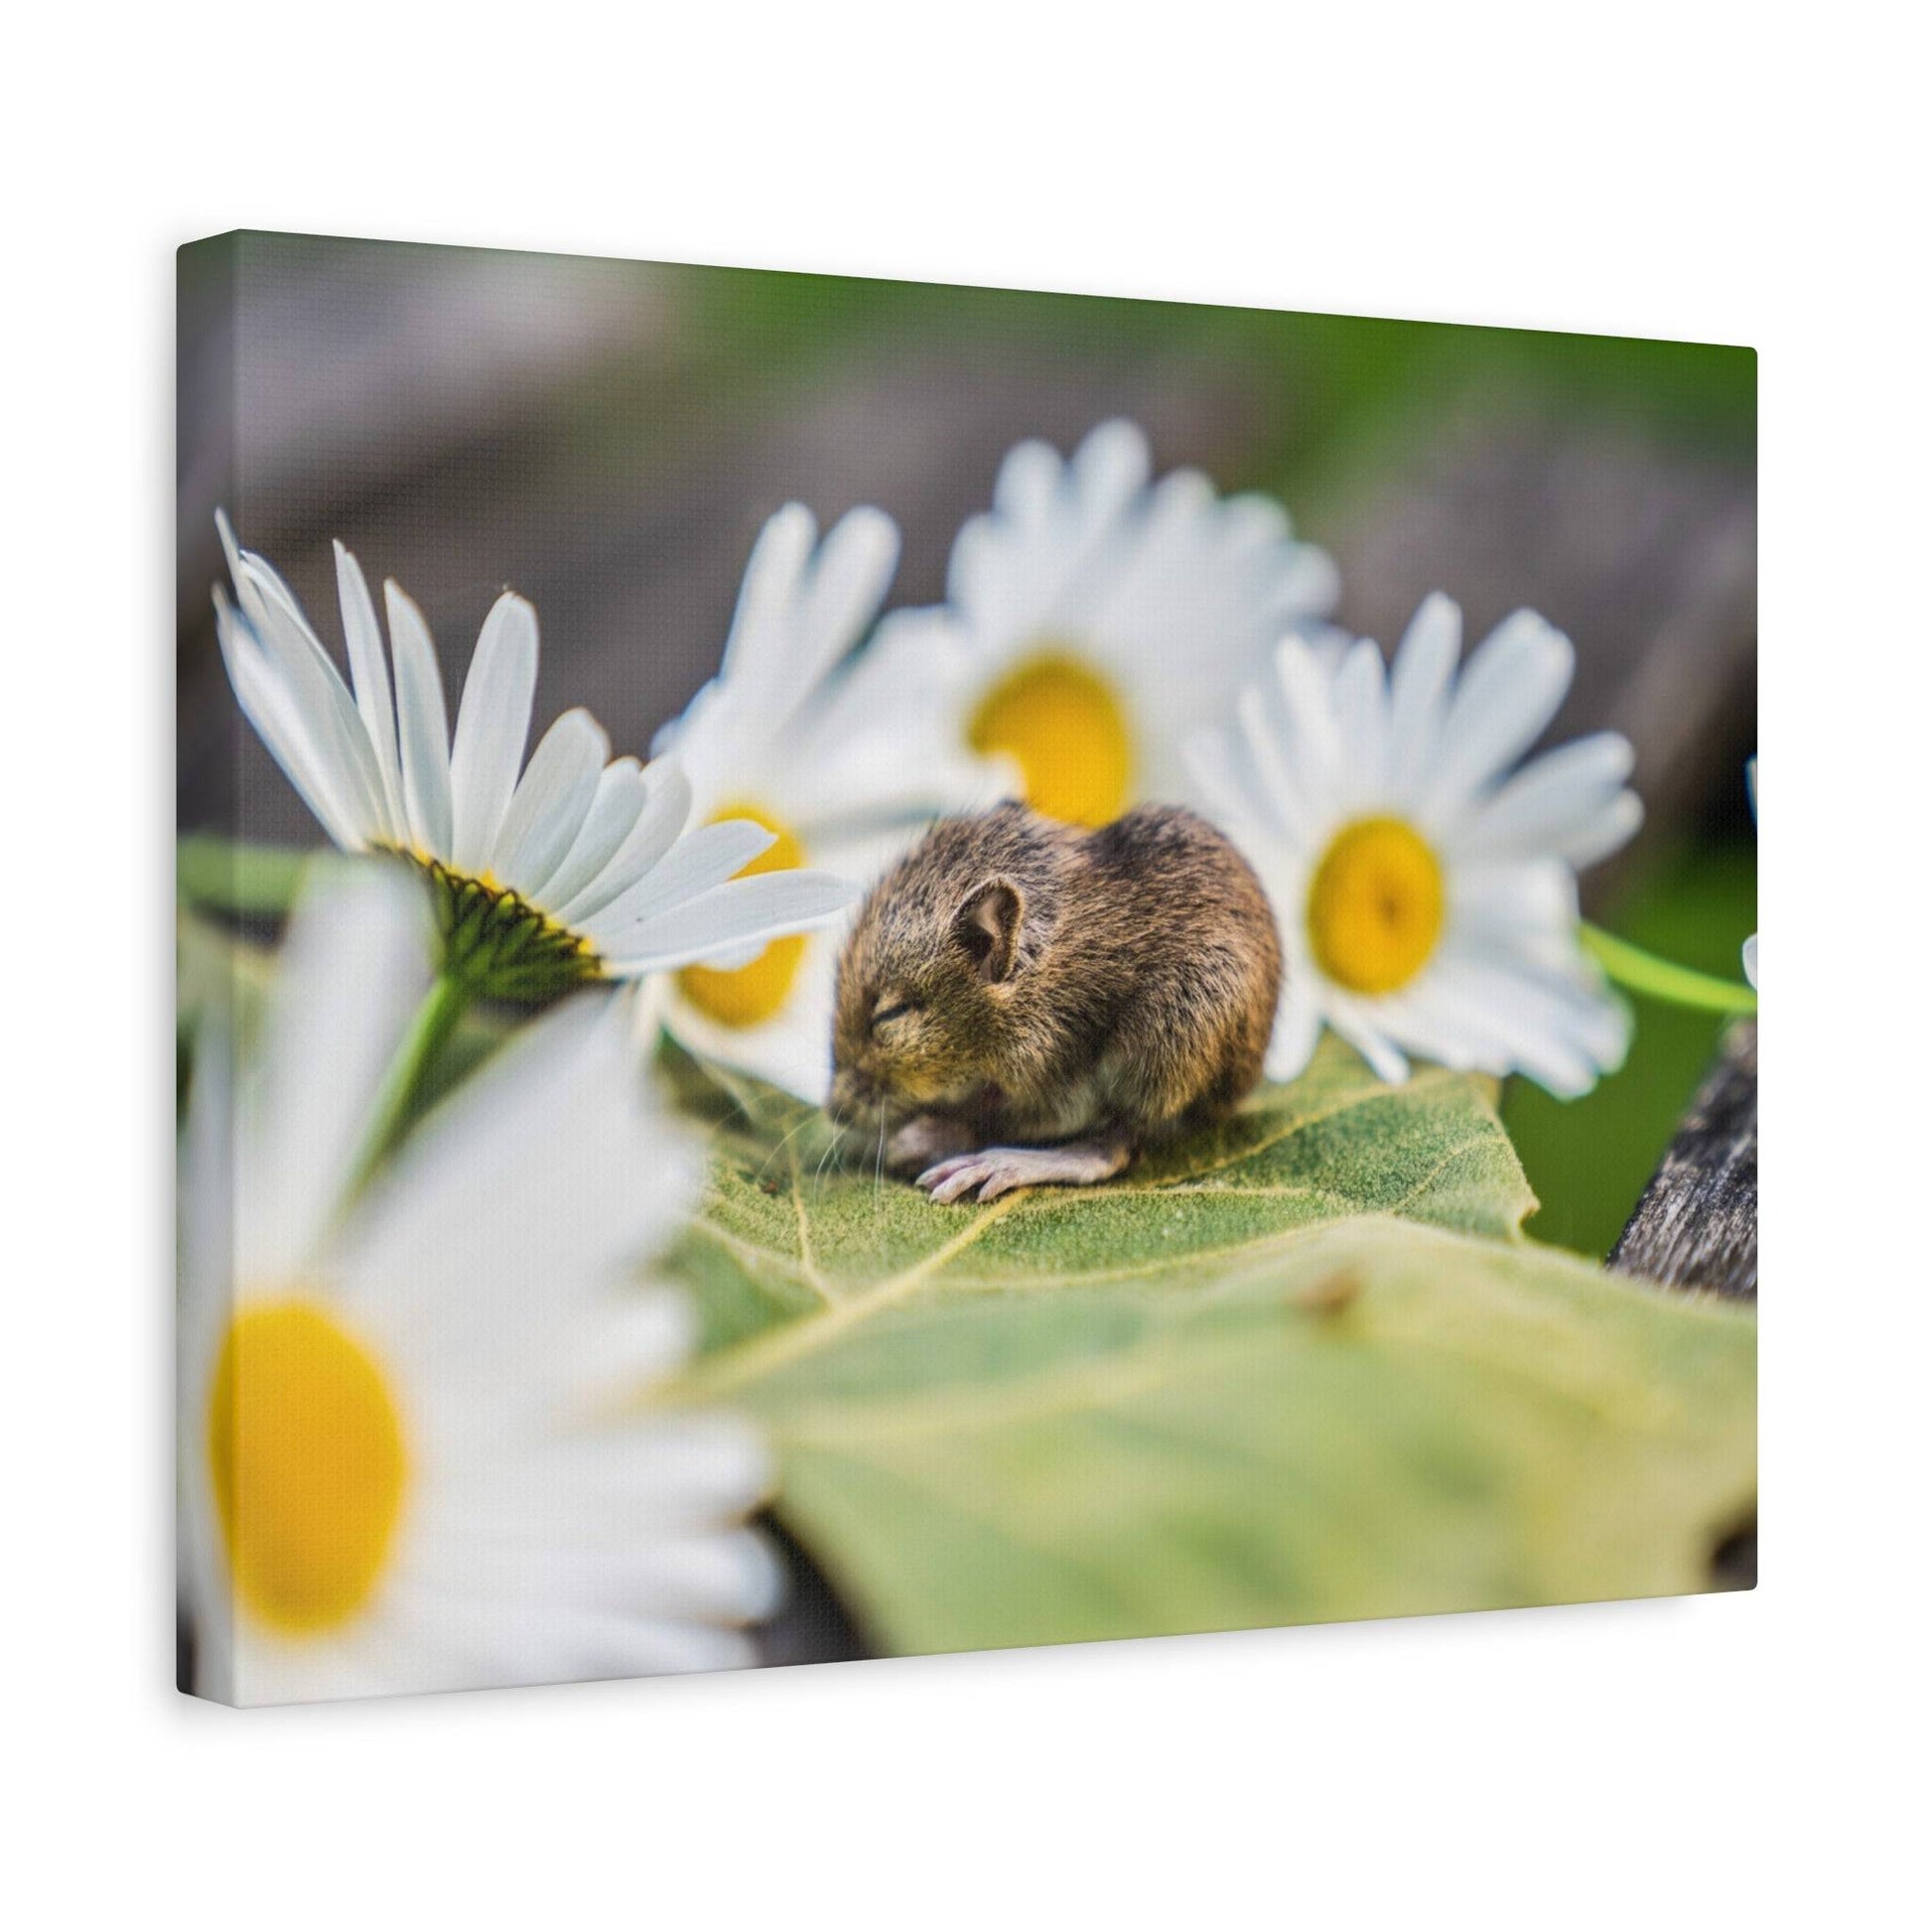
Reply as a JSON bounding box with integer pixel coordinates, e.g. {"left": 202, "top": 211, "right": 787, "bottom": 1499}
{"left": 179, "top": 234, "right": 1755, "bottom": 1256}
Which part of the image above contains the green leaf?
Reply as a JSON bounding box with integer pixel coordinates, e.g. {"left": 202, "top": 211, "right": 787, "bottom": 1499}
{"left": 698, "top": 1218, "right": 1754, "bottom": 1651}
{"left": 667, "top": 1044, "right": 1753, "bottom": 1651}
{"left": 665, "top": 1035, "right": 1536, "bottom": 1353}
{"left": 178, "top": 833, "right": 325, "bottom": 918}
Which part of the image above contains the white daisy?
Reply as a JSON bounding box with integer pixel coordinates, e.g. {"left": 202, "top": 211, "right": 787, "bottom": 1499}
{"left": 212, "top": 514, "right": 854, "bottom": 1002}
{"left": 872, "top": 419, "right": 1338, "bottom": 829}
{"left": 651, "top": 503, "right": 999, "bottom": 1100}
{"left": 1187, "top": 595, "right": 1642, "bottom": 1097}
{"left": 179, "top": 868, "right": 779, "bottom": 1705}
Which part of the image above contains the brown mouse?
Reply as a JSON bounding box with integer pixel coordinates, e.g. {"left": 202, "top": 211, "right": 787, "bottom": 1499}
{"left": 829, "top": 800, "right": 1283, "bottom": 1203}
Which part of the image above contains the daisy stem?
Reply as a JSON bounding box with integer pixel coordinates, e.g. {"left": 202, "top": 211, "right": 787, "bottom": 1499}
{"left": 352, "top": 971, "right": 475, "bottom": 1185}
{"left": 1581, "top": 923, "right": 1758, "bottom": 1015}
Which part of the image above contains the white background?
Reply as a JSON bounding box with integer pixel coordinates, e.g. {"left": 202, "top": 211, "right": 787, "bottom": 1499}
{"left": 4, "top": 4, "right": 1922, "bottom": 1923}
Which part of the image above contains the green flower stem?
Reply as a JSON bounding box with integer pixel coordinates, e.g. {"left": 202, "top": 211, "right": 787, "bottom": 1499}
{"left": 352, "top": 971, "right": 475, "bottom": 1185}
{"left": 1581, "top": 922, "right": 1758, "bottom": 1015}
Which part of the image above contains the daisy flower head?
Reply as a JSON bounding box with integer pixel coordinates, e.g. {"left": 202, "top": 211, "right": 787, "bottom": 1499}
{"left": 650, "top": 502, "right": 1000, "bottom": 1100}
{"left": 211, "top": 514, "right": 855, "bottom": 1003}
{"left": 179, "top": 868, "right": 780, "bottom": 1705}
{"left": 874, "top": 419, "right": 1339, "bottom": 829}
{"left": 1187, "top": 594, "right": 1643, "bottom": 1098}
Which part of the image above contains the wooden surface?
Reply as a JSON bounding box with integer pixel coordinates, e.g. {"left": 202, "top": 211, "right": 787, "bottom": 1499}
{"left": 1609, "top": 1021, "right": 1758, "bottom": 1300}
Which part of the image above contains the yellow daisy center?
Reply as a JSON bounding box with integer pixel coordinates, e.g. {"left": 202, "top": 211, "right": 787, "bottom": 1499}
{"left": 206, "top": 1301, "right": 409, "bottom": 1636}
{"left": 968, "top": 647, "right": 1135, "bottom": 827}
{"left": 1307, "top": 816, "right": 1447, "bottom": 995}
{"left": 678, "top": 802, "right": 809, "bottom": 1029}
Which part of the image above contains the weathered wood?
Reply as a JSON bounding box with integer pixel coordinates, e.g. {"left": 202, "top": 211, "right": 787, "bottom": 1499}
{"left": 1608, "top": 1021, "right": 1757, "bottom": 1300}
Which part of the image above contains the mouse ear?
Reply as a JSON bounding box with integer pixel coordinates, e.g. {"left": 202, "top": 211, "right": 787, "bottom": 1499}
{"left": 952, "top": 878, "right": 1025, "bottom": 985}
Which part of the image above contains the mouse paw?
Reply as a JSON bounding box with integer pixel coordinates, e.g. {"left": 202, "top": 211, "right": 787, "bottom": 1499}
{"left": 916, "top": 1137, "right": 1132, "bottom": 1204}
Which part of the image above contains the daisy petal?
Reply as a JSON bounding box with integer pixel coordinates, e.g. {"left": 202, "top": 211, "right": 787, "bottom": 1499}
{"left": 1425, "top": 952, "right": 1627, "bottom": 1093}
{"left": 540, "top": 758, "right": 647, "bottom": 912}
{"left": 1184, "top": 723, "right": 1272, "bottom": 844}
{"left": 718, "top": 503, "right": 816, "bottom": 687}
{"left": 1420, "top": 609, "right": 1576, "bottom": 820}
{"left": 1321, "top": 997, "right": 1412, "bottom": 1086}
{"left": 220, "top": 518, "right": 390, "bottom": 844}
{"left": 1556, "top": 789, "right": 1644, "bottom": 868}
{"left": 1384, "top": 592, "right": 1461, "bottom": 792}
{"left": 334, "top": 542, "right": 406, "bottom": 837}
{"left": 496, "top": 1414, "right": 771, "bottom": 1532}
{"left": 240, "top": 867, "right": 432, "bottom": 1281}
{"left": 489, "top": 708, "right": 609, "bottom": 897}
{"left": 1236, "top": 681, "right": 1319, "bottom": 845}
{"left": 557, "top": 761, "right": 695, "bottom": 924}
{"left": 603, "top": 869, "right": 855, "bottom": 972}
{"left": 1460, "top": 732, "right": 1639, "bottom": 863}
{"left": 991, "top": 437, "right": 1062, "bottom": 524}
{"left": 726, "top": 504, "right": 900, "bottom": 741}
{"left": 1272, "top": 634, "right": 1349, "bottom": 799}
{"left": 1452, "top": 859, "right": 1580, "bottom": 946}
{"left": 1068, "top": 419, "right": 1153, "bottom": 535}
{"left": 606, "top": 1530, "right": 786, "bottom": 1625}
{"left": 574, "top": 816, "right": 777, "bottom": 948}
{"left": 796, "top": 506, "right": 898, "bottom": 690}
{"left": 385, "top": 581, "right": 455, "bottom": 860}
{"left": 561, "top": 1294, "right": 704, "bottom": 1409}
{"left": 581, "top": 1619, "right": 759, "bottom": 1679}
{"left": 449, "top": 591, "right": 538, "bottom": 874}
{"left": 1263, "top": 985, "right": 1323, "bottom": 1082}
{"left": 346, "top": 994, "right": 699, "bottom": 1332}
{"left": 214, "top": 595, "right": 368, "bottom": 852}
{"left": 1330, "top": 637, "right": 1391, "bottom": 805}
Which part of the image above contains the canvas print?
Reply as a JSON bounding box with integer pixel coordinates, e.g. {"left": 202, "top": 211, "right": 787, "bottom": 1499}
{"left": 177, "top": 232, "right": 1757, "bottom": 1706}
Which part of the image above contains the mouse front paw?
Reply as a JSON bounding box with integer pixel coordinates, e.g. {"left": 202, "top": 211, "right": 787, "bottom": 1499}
{"left": 916, "top": 1135, "right": 1133, "bottom": 1204}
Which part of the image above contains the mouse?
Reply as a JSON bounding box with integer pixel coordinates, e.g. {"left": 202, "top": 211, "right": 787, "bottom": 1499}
{"left": 828, "top": 800, "right": 1283, "bottom": 1203}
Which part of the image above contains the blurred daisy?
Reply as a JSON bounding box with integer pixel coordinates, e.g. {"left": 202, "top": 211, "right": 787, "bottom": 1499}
{"left": 874, "top": 419, "right": 1338, "bottom": 828}
{"left": 651, "top": 503, "right": 998, "bottom": 1100}
{"left": 179, "top": 869, "right": 780, "bottom": 1705}
{"left": 1743, "top": 757, "right": 1758, "bottom": 989}
{"left": 1188, "top": 595, "right": 1642, "bottom": 1097}
{"left": 212, "top": 514, "right": 853, "bottom": 1002}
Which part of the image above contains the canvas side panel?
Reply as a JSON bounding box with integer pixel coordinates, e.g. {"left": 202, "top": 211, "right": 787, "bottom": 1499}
{"left": 176, "top": 232, "right": 241, "bottom": 1706}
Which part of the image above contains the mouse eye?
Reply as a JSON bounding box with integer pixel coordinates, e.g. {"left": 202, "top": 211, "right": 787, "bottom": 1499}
{"left": 871, "top": 998, "right": 918, "bottom": 1033}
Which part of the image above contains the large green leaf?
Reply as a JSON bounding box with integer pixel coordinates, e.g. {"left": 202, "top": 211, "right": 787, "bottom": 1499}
{"left": 691, "top": 1217, "right": 1753, "bottom": 1652}
{"left": 665, "top": 1036, "right": 1537, "bottom": 1353}
{"left": 667, "top": 1046, "right": 1754, "bottom": 1652}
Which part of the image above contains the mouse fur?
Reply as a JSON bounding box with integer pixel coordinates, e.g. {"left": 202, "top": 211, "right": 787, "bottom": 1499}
{"left": 829, "top": 801, "right": 1282, "bottom": 1201}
